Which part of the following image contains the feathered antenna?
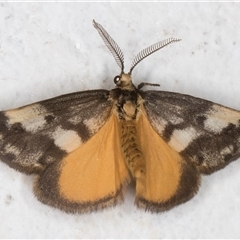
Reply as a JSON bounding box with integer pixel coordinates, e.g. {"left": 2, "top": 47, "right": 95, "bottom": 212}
{"left": 93, "top": 20, "right": 125, "bottom": 73}
{"left": 129, "top": 38, "right": 181, "bottom": 74}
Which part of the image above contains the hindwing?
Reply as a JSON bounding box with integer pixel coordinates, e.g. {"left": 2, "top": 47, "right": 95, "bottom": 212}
{"left": 135, "top": 109, "right": 200, "bottom": 212}
{"left": 34, "top": 114, "right": 129, "bottom": 213}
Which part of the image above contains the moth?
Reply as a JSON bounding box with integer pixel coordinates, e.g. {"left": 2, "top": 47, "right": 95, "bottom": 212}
{"left": 0, "top": 20, "right": 240, "bottom": 214}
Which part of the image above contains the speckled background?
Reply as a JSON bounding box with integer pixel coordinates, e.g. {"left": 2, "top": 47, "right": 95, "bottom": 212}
{"left": 0, "top": 2, "right": 240, "bottom": 238}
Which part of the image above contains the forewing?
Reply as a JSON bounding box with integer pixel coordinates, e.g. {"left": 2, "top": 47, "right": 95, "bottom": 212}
{"left": 143, "top": 90, "right": 240, "bottom": 174}
{"left": 0, "top": 90, "right": 112, "bottom": 174}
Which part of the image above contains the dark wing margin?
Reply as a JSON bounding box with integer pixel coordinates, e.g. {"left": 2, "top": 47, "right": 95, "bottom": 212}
{"left": 143, "top": 90, "right": 240, "bottom": 174}
{"left": 0, "top": 90, "right": 112, "bottom": 174}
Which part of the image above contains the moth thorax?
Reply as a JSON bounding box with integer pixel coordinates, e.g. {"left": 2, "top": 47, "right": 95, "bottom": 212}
{"left": 123, "top": 101, "right": 137, "bottom": 120}
{"left": 117, "top": 73, "right": 135, "bottom": 90}
{"left": 120, "top": 120, "right": 145, "bottom": 179}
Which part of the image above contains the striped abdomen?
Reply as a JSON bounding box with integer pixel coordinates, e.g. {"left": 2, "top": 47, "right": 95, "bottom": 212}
{"left": 120, "top": 120, "right": 145, "bottom": 179}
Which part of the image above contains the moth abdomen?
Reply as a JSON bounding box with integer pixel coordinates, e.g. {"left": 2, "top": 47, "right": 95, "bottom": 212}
{"left": 120, "top": 120, "right": 145, "bottom": 179}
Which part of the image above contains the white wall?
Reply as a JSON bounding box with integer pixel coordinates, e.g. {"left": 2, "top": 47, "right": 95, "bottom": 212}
{"left": 0, "top": 2, "right": 240, "bottom": 238}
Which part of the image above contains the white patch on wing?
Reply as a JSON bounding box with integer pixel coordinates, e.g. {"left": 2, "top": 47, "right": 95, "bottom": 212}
{"left": 23, "top": 117, "right": 47, "bottom": 132}
{"left": 5, "top": 104, "right": 48, "bottom": 132}
{"left": 52, "top": 127, "right": 82, "bottom": 152}
{"left": 68, "top": 115, "right": 83, "bottom": 125}
{"left": 220, "top": 145, "right": 233, "bottom": 155}
{"left": 0, "top": 134, "right": 3, "bottom": 140}
{"left": 169, "top": 116, "right": 184, "bottom": 125}
{"left": 152, "top": 118, "right": 168, "bottom": 136}
{"left": 84, "top": 117, "right": 101, "bottom": 135}
{"left": 169, "top": 127, "right": 198, "bottom": 152}
{"left": 4, "top": 143, "right": 21, "bottom": 155}
{"left": 204, "top": 105, "right": 240, "bottom": 133}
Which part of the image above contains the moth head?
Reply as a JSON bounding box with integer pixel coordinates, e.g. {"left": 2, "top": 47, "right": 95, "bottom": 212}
{"left": 93, "top": 20, "right": 181, "bottom": 89}
{"left": 114, "top": 73, "right": 133, "bottom": 89}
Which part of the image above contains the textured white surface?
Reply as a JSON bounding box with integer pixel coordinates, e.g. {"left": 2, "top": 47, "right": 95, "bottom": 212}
{"left": 1, "top": 2, "right": 240, "bottom": 238}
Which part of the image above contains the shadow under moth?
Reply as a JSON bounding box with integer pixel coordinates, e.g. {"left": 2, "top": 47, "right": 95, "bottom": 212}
{"left": 0, "top": 20, "right": 240, "bottom": 214}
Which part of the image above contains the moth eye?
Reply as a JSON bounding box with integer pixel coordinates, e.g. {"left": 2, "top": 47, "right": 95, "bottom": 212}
{"left": 114, "top": 75, "right": 121, "bottom": 84}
